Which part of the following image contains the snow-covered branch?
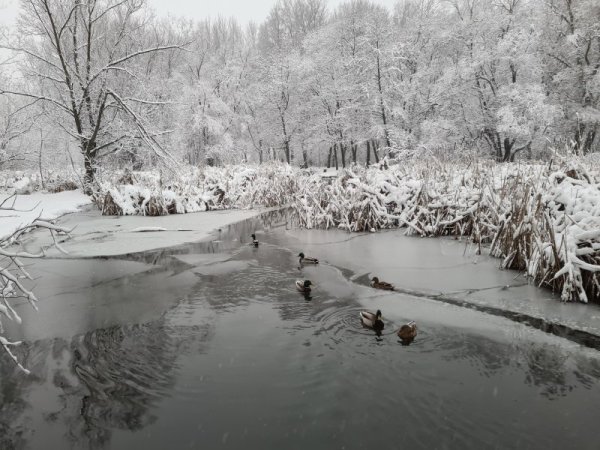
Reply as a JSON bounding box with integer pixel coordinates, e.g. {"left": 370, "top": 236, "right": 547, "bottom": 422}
{"left": 0, "top": 214, "right": 73, "bottom": 373}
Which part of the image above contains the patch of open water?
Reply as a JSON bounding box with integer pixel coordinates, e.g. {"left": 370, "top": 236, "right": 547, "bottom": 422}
{"left": 2, "top": 210, "right": 600, "bottom": 449}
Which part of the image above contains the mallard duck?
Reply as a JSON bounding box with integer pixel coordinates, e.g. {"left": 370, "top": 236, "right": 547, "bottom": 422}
{"left": 397, "top": 321, "right": 417, "bottom": 343}
{"left": 296, "top": 280, "right": 313, "bottom": 293}
{"left": 370, "top": 276, "right": 394, "bottom": 291}
{"left": 298, "top": 252, "right": 319, "bottom": 265}
{"left": 250, "top": 233, "right": 259, "bottom": 248}
{"left": 359, "top": 309, "right": 384, "bottom": 331}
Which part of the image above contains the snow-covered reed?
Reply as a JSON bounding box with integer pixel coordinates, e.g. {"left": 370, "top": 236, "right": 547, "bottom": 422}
{"left": 291, "top": 159, "right": 599, "bottom": 303}
{"left": 0, "top": 170, "right": 80, "bottom": 194}
{"left": 6, "top": 159, "right": 598, "bottom": 303}
{"left": 95, "top": 162, "right": 300, "bottom": 216}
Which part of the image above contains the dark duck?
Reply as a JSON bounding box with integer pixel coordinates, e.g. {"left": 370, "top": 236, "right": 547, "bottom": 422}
{"left": 298, "top": 252, "right": 319, "bottom": 265}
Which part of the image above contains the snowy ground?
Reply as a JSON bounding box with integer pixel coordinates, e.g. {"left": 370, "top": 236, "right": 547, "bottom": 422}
{"left": 0, "top": 190, "right": 92, "bottom": 240}
{"left": 19, "top": 202, "right": 268, "bottom": 257}
{"left": 0, "top": 188, "right": 269, "bottom": 258}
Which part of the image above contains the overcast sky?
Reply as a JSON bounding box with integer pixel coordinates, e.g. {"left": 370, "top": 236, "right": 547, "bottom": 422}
{"left": 147, "top": 0, "right": 398, "bottom": 23}
{"left": 1, "top": 0, "right": 399, "bottom": 27}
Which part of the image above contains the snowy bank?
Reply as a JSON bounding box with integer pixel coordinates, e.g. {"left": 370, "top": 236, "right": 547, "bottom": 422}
{"left": 8, "top": 158, "right": 599, "bottom": 303}
{"left": 21, "top": 207, "right": 267, "bottom": 258}
{"left": 0, "top": 190, "right": 92, "bottom": 240}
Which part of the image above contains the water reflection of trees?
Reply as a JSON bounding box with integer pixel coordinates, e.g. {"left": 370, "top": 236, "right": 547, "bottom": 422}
{"left": 69, "top": 324, "right": 171, "bottom": 446}
{"left": 0, "top": 350, "right": 29, "bottom": 450}
{"left": 435, "top": 330, "right": 597, "bottom": 399}
{"left": 0, "top": 313, "right": 214, "bottom": 449}
{"left": 521, "top": 344, "right": 571, "bottom": 398}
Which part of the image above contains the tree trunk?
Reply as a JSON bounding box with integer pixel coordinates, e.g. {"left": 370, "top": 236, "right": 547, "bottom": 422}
{"left": 372, "top": 140, "right": 380, "bottom": 163}
{"left": 483, "top": 128, "right": 503, "bottom": 161}
{"left": 284, "top": 140, "right": 291, "bottom": 164}
{"left": 327, "top": 147, "right": 332, "bottom": 168}
{"left": 366, "top": 140, "right": 371, "bottom": 166}
{"left": 509, "top": 141, "right": 532, "bottom": 162}
{"left": 375, "top": 46, "right": 392, "bottom": 148}
{"left": 280, "top": 110, "right": 291, "bottom": 163}
{"left": 351, "top": 140, "right": 357, "bottom": 164}
{"left": 333, "top": 143, "right": 339, "bottom": 170}
{"left": 38, "top": 130, "right": 45, "bottom": 190}
{"left": 340, "top": 143, "right": 346, "bottom": 168}
{"left": 584, "top": 127, "right": 597, "bottom": 153}
{"left": 83, "top": 152, "right": 96, "bottom": 195}
{"left": 302, "top": 142, "right": 309, "bottom": 168}
{"left": 502, "top": 137, "right": 515, "bottom": 162}
{"left": 575, "top": 123, "right": 598, "bottom": 154}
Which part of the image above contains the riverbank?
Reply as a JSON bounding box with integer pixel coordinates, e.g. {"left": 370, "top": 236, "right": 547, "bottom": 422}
{"left": 4, "top": 157, "right": 600, "bottom": 303}
{"left": 20, "top": 204, "right": 270, "bottom": 258}
{"left": 18, "top": 205, "right": 600, "bottom": 339}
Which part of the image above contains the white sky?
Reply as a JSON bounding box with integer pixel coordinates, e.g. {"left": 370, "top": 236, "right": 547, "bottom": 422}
{"left": 1, "top": 0, "right": 399, "bottom": 27}
{"left": 147, "top": 0, "right": 399, "bottom": 23}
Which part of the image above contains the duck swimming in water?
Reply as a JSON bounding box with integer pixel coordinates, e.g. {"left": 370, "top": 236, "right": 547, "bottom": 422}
{"left": 397, "top": 321, "right": 417, "bottom": 344}
{"left": 250, "top": 233, "right": 259, "bottom": 248}
{"left": 298, "top": 252, "right": 319, "bottom": 265}
{"left": 359, "top": 309, "right": 385, "bottom": 332}
{"left": 370, "top": 276, "right": 394, "bottom": 291}
{"left": 295, "top": 280, "right": 313, "bottom": 294}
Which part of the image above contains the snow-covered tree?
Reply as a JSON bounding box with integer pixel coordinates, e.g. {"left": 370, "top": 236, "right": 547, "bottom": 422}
{"left": 0, "top": 0, "right": 184, "bottom": 190}
{"left": 541, "top": 0, "right": 600, "bottom": 154}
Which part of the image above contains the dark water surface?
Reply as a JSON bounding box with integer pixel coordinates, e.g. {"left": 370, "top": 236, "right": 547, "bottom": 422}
{"left": 2, "top": 212, "right": 600, "bottom": 449}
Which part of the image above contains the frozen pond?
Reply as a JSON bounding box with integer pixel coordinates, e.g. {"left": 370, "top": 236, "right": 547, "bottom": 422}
{"left": 2, "top": 212, "right": 600, "bottom": 449}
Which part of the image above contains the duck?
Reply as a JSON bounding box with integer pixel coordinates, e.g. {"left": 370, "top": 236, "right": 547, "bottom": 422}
{"left": 359, "top": 309, "right": 385, "bottom": 332}
{"left": 370, "top": 276, "right": 394, "bottom": 291}
{"left": 298, "top": 252, "right": 319, "bottom": 265}
{"left": 397, "top": 321, "right": 417, "bottom": 344}
{"left": 250, "top": 233, "right": 259, "bottom": 248}
{"left": 295, "top": 280, "right": 313, "bottom": 294}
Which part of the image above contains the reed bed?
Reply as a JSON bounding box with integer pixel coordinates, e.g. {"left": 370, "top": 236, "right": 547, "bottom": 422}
{"left": 90, "top": 159, "right": 600, "bottom": 303}
{"left": 94, "top": 162, "right": 300, "bottom": 216}
{"left": 291, "top": 160, "right": 600, "bottom": 304}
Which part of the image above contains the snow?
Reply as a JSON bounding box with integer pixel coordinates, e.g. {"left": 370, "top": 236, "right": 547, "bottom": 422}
{"left": 130, "top": 226, "right": 168, "bottom": 232}
{"left": 3, "top": 159, "right": 599, "bottom": 303}
{"left": 21, "top": 207, "right": 268, "bottom": 258}
{"left": 0, "top": 190, "right": 92, "bottom": 240}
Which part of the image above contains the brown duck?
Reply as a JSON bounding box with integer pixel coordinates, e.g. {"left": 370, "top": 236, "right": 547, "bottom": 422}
{"left": 370, "top": 276, "right": 394, "bottom": 290}
{"left": 397, "top": 321, "right": 417, "bottom": 344}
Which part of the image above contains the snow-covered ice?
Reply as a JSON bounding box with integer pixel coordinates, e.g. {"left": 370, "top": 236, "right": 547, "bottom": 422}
{"left": 0, "top": 190, "right": 92, "bottom": 240}
{"left": 20, "top": 206, "right": 268, "bottom": 257}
